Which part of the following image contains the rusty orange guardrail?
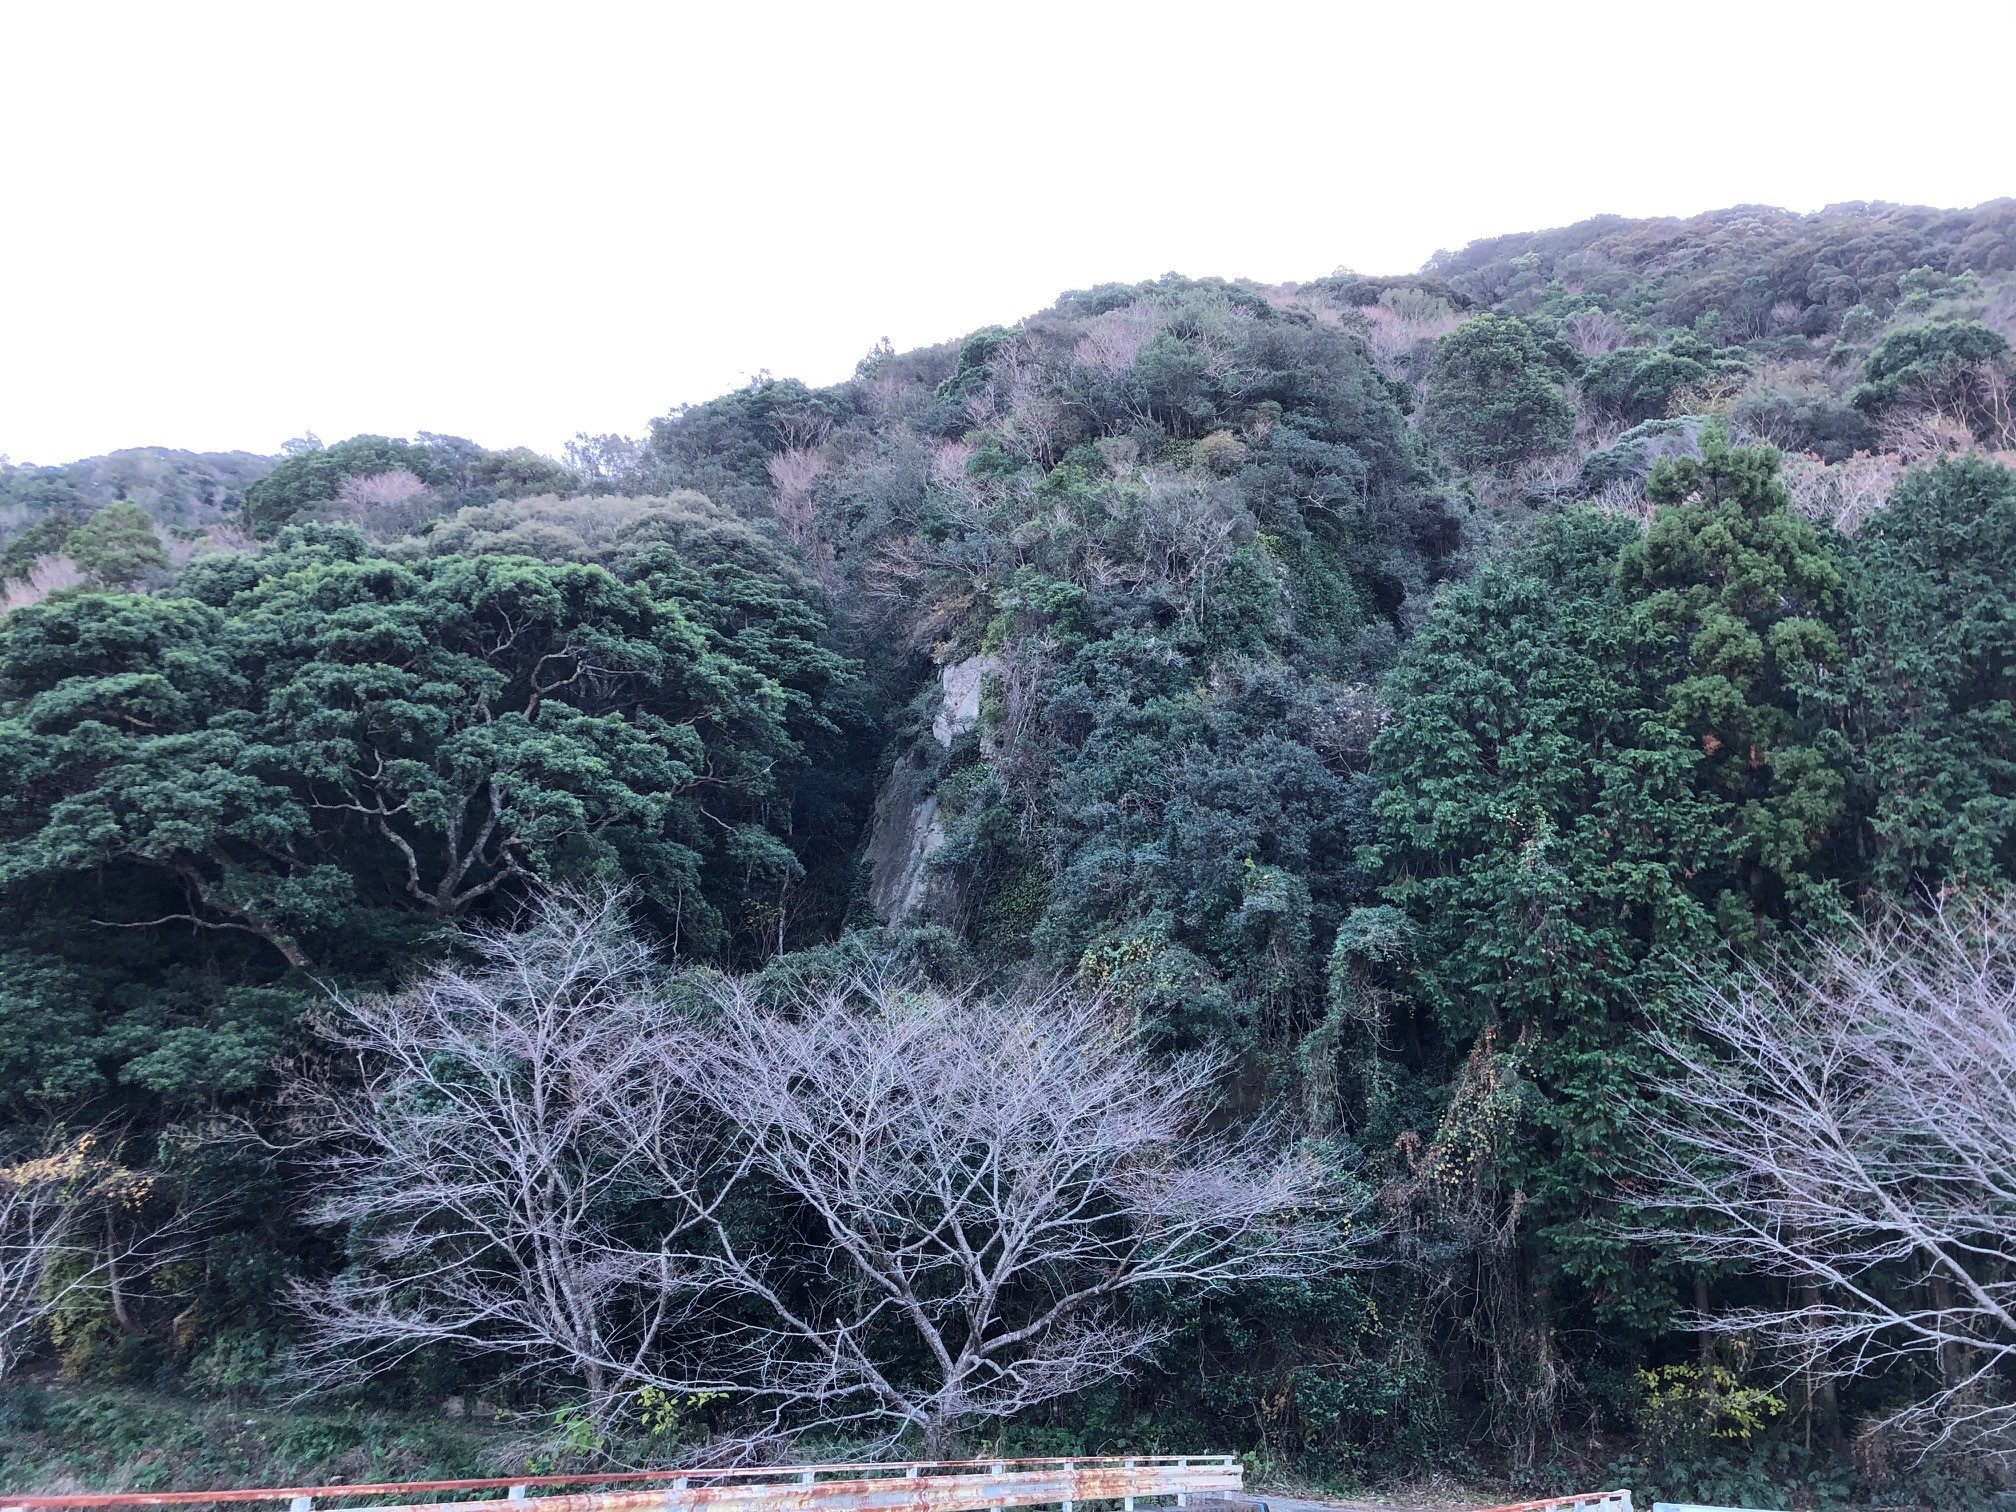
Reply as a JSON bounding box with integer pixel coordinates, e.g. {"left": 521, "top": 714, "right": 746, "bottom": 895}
{"left": 1, "top": 1455, "right": 1243, "bottom": 1512}
{"left": 1474, "top": 1495, "right": 1633, "bottom": 1512}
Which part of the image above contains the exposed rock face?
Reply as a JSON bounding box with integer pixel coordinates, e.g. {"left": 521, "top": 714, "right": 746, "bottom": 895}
{"left": 931, "top": 653, "right": 1000, "bottom": 746}
{"left": 865, "top": 754, "right": 946, "bottom": 922}
{"left": 865, "top": 655, "right": 1001, "bottom": 923}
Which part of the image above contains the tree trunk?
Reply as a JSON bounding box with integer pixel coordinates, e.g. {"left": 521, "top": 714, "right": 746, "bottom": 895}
{"left": 1930, "top": 1273, "right": 1966, "bottom": 1390}
{"left": 104, "top": 1217, "right": 135, "bottom": 1332}
{"left": 1695, "top": 1274, "right": 1716, "bottom": 1375}
{"left": 582, "top": 1360, "right": 612, "bottom": 1436}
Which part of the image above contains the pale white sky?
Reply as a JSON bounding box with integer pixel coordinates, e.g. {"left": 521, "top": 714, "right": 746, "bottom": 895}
{"left": 1, "top": 0, "right": 2010, "bottom": 466}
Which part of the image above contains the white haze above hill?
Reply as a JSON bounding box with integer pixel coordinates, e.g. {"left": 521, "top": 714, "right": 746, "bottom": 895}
{"left": 2, "top": 0, "right": 2010, "bottom": 464}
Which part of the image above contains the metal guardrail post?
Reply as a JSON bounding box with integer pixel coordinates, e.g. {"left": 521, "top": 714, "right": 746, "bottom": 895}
{"left": 1061, "top": 1458, "right": 1074, "bottom": 1512}
{"left": 1122, "top": 1458, "right": 1136, "bottom": 1512}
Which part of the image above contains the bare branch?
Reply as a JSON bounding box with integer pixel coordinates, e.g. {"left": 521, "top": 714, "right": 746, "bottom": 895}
{"left": 287, "top": 885, "right": 728, "bottom": 1421}
{"left": 289, "top": 894, "right": 1367, "bottom": 1452}
{"left": 1629, "top": 895, "right": 2016, "bottom": 1462}
{"left": 0, "top": 1132, "right": 184, "bottom": 1380}
{"left": 674, "top": 974, "right": 1363, "bottom": 1455}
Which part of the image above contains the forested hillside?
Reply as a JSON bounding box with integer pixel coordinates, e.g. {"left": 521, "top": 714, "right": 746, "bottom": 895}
{"left": 6, "top": 198, "right": 2016, "bottom": 1507}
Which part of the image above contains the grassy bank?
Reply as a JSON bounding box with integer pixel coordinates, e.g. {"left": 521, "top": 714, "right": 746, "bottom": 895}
{"left": 0, "top": 1380, "right": 539, "bottom": 1495}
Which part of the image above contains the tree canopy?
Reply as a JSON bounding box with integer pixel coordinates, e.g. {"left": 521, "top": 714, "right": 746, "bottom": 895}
{"left": 1420, "top": 312, "right": 1577, "bottom": 470}
{"left": 0, "top": 518, "right": 863, "bottom": 1119}
{"left": 12, "top": 200, "right": 2016, "bottom": 1502}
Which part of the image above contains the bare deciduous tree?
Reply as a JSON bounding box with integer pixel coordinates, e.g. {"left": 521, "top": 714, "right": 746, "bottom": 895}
{"left": 1881, "top": 408, "right": 1980, "bottom": 463}
{"left": 1072, "top": 303, "right": 1164, "bottom": 375}
{"left": 563, "top": 432, "right": 646, "bottom": 491}
{"left": 0, "top": 1146, "right": 84, "bottom": 1379}
{"left": 292, "top": 891, "right": 1358, "bottom": 1450}
{"left": 766, "top": 445, "right": 837, "bottom": 584}
{"left": 0, "top": 1133, "right": 175, "bottom": 1379}
{"left": 679, "top": 976, "right": 1354, "bottom": 1455}
{"left": 0, "top": 553, "right": 86, "bottom": 616}
{"left": 332, "top": 468, "right": 438, "bottom": 539}
{"left": 1564, "top": 308, "right": 1629, "bottom": 356}
{"left": 1354, "top": 292, "right": 1463, "bottom": 383}
{"left": 1778, "top": 448, "right": 1906, "bottom": 533}
{"left": 1000, "top": 353, "right": 1067, "bottom": 467}
{"left": 289, "top": 889, "right": 722, "bottom": 1419}
{"left": 1632, "top": 897, "right": 2016, "bottom": 1461}
{"left": 1136, "top": 471, "right": 1245, "bottom": 625}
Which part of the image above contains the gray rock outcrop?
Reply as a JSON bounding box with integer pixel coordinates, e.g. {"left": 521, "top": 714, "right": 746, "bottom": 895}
{"left": 864, "top": 654, "right": 1001, "bottom": 923}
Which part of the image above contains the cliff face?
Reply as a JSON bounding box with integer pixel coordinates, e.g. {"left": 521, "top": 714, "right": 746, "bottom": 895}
{"left": 929, "top": 654, "right": 997, "bottom": 746}
{"left": 864, "top": 756, "right": 945, "bottom": 922}
{"left": 864, "top": 654, "right": 999, "bottom": 924}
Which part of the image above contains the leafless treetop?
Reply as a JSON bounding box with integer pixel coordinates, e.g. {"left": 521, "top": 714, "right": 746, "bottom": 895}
{"left": 1632, "top": 896, "right": 2016, "bottom": 1461}
{"left": 678, "top": 973, "right": 1356, "bottom": 1454}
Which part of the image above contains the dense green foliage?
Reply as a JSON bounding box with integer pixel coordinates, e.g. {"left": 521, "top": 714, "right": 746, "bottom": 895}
{"left": 1849, "top": 319, "right": 2012, "bottom": 438}
{"left": 1372, "top": 429, "right": 1855, "bottom": 1338}
{"left": 241, "top": 435, "right": 576, "bottom": 538}
{"left": 1847, "top": 456, "right": 2016, "bottom": 891}
{"left": 1577, "top": 334, "right": 1745, "bottom": 427}
{"left": 1427, "top": 200, "right": 2016, "bottom": 334}
{"left": 64, "top": 502, "right": 172, "bottom": 590}
{"left": 0, "top": 518, "right": 862, "bottom": 1116}
{"left": 624, "top": 277, "right": 1470, "bottom": 1053}
{"left": 1, "top": 449, "right": 272, "bottom": 535}
{"left": 9, "top": 200, "right": 2016, "bottom": 1503}
{"left": 1420, "top": 312, "right": 1577, "bottom": 468}
{"left": 1854, "top": 319, "right": 2009, "bottom": 401}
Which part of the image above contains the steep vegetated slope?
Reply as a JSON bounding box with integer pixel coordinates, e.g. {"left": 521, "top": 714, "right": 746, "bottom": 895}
{"left": 1422, "top": 201, "right": 2016, "bottom": 510}
{"left": 6, "top": 200, "right": 2016, "bottom": 1503}
{"left": 630, "top": 277, "right": 1470, "bottom": 1045}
